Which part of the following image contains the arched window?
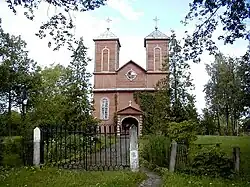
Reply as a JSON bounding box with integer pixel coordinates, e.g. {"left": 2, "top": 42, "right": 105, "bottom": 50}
{"left": 100, "top": 97, "right": 109, "bottom": 120}
{"left": 154, "top": 46, "right": 162, "bottom": 71}
{"left": 101, "top": 47, "right": 109, "bottom": 71}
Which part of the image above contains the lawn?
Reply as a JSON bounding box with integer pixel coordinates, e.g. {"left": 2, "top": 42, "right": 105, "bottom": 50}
{"left": 162, "top": 172, "right": 250, "bottom": 187}
{"left": 194, "top": 135, "right": 250, "bottom": 180}
{"left": 0, "top": 167, "right": 147, "bottom": 187}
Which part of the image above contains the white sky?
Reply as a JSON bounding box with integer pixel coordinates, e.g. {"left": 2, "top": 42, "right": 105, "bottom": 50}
{"left": 0, "top": 0, "right": 248, "bottom": 114}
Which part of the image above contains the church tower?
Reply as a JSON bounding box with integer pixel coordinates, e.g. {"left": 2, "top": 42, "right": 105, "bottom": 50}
{"left": 93, "top": 19, "right": 121, "bottom": 73}
{"left": 144, "top": 17, "right": 169, "bottom": 72}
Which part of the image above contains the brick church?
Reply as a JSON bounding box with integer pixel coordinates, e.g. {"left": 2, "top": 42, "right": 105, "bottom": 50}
{"left": 93, "top": 19, "right": 169, "bottom": 135}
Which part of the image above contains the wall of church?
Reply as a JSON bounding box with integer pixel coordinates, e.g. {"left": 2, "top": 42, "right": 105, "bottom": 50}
{"left": 117, "top": 92, "right": 140, "bottom": 111}
{"left": 116, "top": 63, "right": 146, "bottom": 88}
{"left": 146, "top": 73, "right": 168, "bottom": 88}
{"left": 93, "top": 92, "right": 116, "bottom": 124}
{"left": 94, "top": 40, "right": 119, "bottom": 72}
{"left": 146, "top": 40, "right": 168, "bottom": 71}
{"left": 94, "top": 73, "right": 116, "bottom": 89}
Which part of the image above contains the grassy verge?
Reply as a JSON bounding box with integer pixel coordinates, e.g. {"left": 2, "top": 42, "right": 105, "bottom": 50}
{"left": 162, "top": 172, "right": 250, "bottom": 187}
{"left": 0, "top": 167, "right": 147, "bottom": 187}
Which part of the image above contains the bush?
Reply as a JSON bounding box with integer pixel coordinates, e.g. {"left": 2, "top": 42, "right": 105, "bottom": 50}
{"left": 1, "top": 136, "right": 23, "bottom": 167}
{"left": 141, "top": 135, "right": 170, "bottom": 168}
{"left": 167, "top": 120, "right": 197, "bottom": 145}
{"left": 184, "top": 146, "right": 234, "bottom": 178}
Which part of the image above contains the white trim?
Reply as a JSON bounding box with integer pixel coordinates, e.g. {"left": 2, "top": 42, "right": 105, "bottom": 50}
{"left": 154, "top": 45, "right": 162, "bottom": 71}
{"left": 93, "top": 88, "right": 155, "bottom": 92}
{"left": 146, "top": 43, "right": 148, "bottom": 70}
{"left": 101, "top": 47, "right": 110, "bottom": 72}
{"left": 100, "top": 97, "right": 109, "bottom": 120}
{"left": 121, "top": 116, "right": 139, "bottom": 124}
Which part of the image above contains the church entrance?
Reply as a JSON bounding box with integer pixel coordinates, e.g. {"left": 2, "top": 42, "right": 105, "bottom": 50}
{"left": 121, "top": 117, "right": 139, "bottom": 135}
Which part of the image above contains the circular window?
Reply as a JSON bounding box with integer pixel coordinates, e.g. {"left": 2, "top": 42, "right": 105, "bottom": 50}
{"left": 125, "top": 69, "right": 137, "bottom": 81}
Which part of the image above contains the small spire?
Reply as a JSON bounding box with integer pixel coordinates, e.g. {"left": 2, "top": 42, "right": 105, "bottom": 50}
{"left": 106, "top": 17, "right": 112, "bottom": 31}
{"left": 129, "top": 100, "right": 132, "bottom": 106}
{"left": 153, "top": 16, "right": 159, "bottom": 30}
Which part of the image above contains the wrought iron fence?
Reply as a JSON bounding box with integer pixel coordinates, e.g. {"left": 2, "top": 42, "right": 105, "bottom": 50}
{"left": 175, "top": 143, "right": 188, "bottom": 170}
{"left": 40, "top": 124, "right": 130, "bottom": 170}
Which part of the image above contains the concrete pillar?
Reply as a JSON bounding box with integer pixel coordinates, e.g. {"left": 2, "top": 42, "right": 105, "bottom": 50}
{"left": 139, "top": 115, "right": 143, "bottom": 136}
{"left": 233, "top": 147, "right": 240, "bottom": 173}
{"left": 169, "top": 140, "right": 177, "bottom": 172}
{"left": 33, "top": 127, "right": 41, "bottom": 167}
{"left": 129, "top": 125, "right": 139, "bottom": 172}
{"left": 117, "top": 115, "right": 121, "bottom": 136}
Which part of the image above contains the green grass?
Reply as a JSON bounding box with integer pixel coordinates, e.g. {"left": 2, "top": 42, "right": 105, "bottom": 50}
{"left": 162, "top": 172, "right": 250, "bottom": 187}
{"left": 194, "top": 135, "right": 250, "bottom": 179}
{"left": 0, "top": 167, "right": 147, "bottom": 187}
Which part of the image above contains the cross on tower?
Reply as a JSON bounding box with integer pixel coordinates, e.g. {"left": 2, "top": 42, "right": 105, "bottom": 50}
{"left": 129, "top": 100, "right": 132, "bottom": 106}
{"left": 106, "top": 17, "right": 112, "bottom": 30}
{"left": 153, "top": 16, "right": 159, "bottom": 30}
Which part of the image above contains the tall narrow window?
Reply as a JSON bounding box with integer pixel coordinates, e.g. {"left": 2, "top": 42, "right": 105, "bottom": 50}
{"left": 101, "top": 47, "right": 109, "bottom": 71}
{"left": 100, "top": 97, "right": 109, "bottom": 120}
{"left": 154, "top": 46, "right": 162, "bottom": 71}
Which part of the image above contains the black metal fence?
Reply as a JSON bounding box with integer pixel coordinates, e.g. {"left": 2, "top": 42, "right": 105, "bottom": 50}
{"left": 40, "top": 124, "right": 130, "bottom": 170}
{"left": 175, "top": 143, "right": 188, "bottom": 170}
{"left": 0, "top": 129, "right": 33, "bottom": 167}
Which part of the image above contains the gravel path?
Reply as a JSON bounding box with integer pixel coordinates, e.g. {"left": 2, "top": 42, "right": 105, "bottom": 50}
{"left": 139, "top": 167, "right": 162, "bottom": 187}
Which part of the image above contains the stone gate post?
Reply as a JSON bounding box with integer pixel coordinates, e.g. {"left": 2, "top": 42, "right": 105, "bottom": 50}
{"left": 33, "top": 127, "right": 41, "bottom": 167}
{"left": 129, "top": 124, "right": 139, "bottom": 172}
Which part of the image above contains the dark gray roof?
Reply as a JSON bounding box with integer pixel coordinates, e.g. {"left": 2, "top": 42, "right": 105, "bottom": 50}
{"left": 96, "top": 28, "right": 118, "bottom": 39}
{"left": 145, "top": 28, "right": 169, "bottom": 39}
{"left": 144, "top": 28, "right": 169, "bottom": 47}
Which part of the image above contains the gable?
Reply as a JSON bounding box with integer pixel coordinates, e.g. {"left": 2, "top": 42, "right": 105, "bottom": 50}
{"left": 116, "top": 60, "right": 146, "bottom": 72}
{"left": 117, "top": 106, "right": 142, "bottom": 115}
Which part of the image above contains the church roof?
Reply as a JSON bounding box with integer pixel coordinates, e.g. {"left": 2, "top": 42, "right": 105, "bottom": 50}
{"left": 96, "top": 28, "right": 118, "bottom": 39}
{"left": 93, "top": 28, "right": 121, "bottom": 47}
{"left": 117, "top": 106, "right": 142, "bottom": 115}
{"left": 144, "top": 27, "right": 169, "bottom": 47}
{"left": 116, "top": 60, "right": 146, "bottom": 72}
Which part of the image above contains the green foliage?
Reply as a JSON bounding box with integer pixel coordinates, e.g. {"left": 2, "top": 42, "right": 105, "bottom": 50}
{"left": 186, "top": 146, "right": 234, "bottom": 178}
{"left": 1, "top": 136, "right": 23, "bottom": 167}
{"left": 204, "top": 53, "right": 246, "bottom": 135}
{"left": 167, "top": 120, "right": 198, "bottom": 145}
{"left": 141, "top": 135, "right": 170, "bottom": 168}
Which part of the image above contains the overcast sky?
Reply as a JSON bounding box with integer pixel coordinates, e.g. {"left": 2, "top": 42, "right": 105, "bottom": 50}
{"left": 0, "top": 0, "right": 248, "bottom": 114}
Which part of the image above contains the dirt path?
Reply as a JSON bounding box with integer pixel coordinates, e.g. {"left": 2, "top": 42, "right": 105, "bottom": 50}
{"left": 139, "top": 167, "right": 162, "bottom": 187}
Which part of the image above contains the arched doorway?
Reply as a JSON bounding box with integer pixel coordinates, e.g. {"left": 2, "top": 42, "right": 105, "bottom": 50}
{"left": 121, "top": 116, "right": 139, "bottom": 135}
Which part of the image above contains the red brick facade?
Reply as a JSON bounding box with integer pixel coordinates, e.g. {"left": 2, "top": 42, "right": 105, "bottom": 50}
{"left": 93, "top": 29, "right": 169, "bottom": 135}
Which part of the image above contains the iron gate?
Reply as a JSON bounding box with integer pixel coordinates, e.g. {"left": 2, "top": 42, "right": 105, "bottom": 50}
{"left": 40, "top": 124, "right": 130, "bottom": 170}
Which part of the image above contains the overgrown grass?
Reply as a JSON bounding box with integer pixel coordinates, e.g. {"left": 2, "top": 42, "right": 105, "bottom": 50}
{"left": 162, "top": 172, "right": 250, "bottom": 187}
{"left": 0, "top": 167, "right": 147, "bottom": 187}
{"left": 194, "top": 135, "right": 250, "bottom": 180}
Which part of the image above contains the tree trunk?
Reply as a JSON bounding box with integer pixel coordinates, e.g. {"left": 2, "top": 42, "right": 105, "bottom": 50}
{"left": 225, "top": 105, "right": 229, "bottom": 135}
{"left": 216, "top": 110, "right": 221, "bottom": 135}
{"left": 8, "top": 89, "right": 12, "bottom": 136}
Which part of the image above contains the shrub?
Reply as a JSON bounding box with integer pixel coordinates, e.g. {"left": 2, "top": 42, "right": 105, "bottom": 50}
{"left": 2, "top": 136, "right": 23, "bottom": 167}
{"left": 184, "top": 146, "right": 234, "bottom": 178}
{"left": 141, "top": 135, "right": 170, "bottom": 167}
{"left": 167, "top": 120, "right": 197, "bottom": 145}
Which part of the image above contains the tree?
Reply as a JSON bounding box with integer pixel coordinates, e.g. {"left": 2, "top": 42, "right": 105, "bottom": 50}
{"left": 63, "top": 37, "right": 97, "bottom": 129}
{"left": 183, "top": 0, "right": 250, "bottom": 62}
{"left": 3, "top": 0, "right": 107, "bottom": 51}
{"left": 204, "top": 53, "right": 244, "bottom": 135}
{"left": 134, "top": 30, "right": 198, "bottom": 135}
{"left": 0, "top": 25, "right": 41, "bottom": 135}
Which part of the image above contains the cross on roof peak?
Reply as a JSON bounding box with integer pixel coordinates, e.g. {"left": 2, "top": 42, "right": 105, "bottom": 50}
{"left": 106, "top": 17, "right": 112, "bottom": 30}
{"left": 153, "top": 16, "right": 159, "bottom": 30}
